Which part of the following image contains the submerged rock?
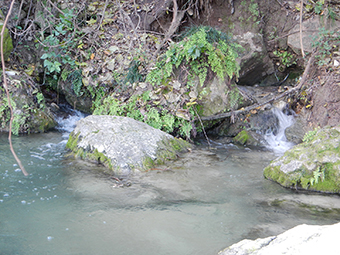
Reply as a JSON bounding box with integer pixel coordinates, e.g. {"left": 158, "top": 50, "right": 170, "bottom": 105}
{"left": 263, "top": 125, "right": 340, "bottom": 193}
{"left": 219, "top": 222, "right": 340, "bottom": 255}
{"left": 66, "top": 115, "right": 191, "bottom": 175}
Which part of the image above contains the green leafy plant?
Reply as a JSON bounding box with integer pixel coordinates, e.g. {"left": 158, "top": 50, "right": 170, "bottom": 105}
{"left": 312, "top": 28, "right": 340, "bottom": 66}
{"left": 146, "top": 26, "right": 242, "bottom": 87}
{"left": 37, "top": 8, "right": 84, "bottom": 95}
{"left": 125, "top": 60, "right": 146, "bottom": 85}
{"left": 92, "top": 91, "right": 194, "bottom": 139}
{"left": 273, "top": 50, "right": 297, "bottom": 67}
{"left": 310, "top": 166, "right": 325, "bottom": 186}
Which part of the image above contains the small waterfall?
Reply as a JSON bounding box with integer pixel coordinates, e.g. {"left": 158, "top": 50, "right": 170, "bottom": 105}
{"left": 264, "top": 107, "right": 295, "bottom": 154}
{"left": 54, "top": 105, "right": 86, "bottom": 137}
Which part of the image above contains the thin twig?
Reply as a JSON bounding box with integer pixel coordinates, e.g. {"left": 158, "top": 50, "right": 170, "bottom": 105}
{"left": 193, "top": 108, "right": 211, "bottom": 147}
{"left": 300, "top": 0, "right": 305, "bottom": 57}
{"left": 1, "top": 0, "right": 28, "bottom": 176}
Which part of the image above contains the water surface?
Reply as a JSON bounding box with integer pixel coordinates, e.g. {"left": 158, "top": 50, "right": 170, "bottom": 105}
{"left": 1, "top": 131, "right": 340, "bottom": 255}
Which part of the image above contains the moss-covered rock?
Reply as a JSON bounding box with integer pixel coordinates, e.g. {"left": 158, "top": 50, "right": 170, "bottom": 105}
{"left": 0, "top": 73, "right": 57, "bottom": 134}
{"left": 66, "top": 115, "right": 191, "bottom": 175}
{"left": 233, "top": 130, "right": 262, "bottom": 147}
{"left": 0, "top": 10, "right": 13, "bottom": 60}
{"left": 264, "top": 125, "right": 340, "bottom": 193}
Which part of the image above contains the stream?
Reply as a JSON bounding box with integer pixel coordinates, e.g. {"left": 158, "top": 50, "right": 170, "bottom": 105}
{"left": 1, "top": 111, "right": 340, "bottom": 255}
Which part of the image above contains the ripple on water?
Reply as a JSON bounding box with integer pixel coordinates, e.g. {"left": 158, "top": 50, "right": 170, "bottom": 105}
{"left": 1, "top": 133, "right": 340, "bottom": 255}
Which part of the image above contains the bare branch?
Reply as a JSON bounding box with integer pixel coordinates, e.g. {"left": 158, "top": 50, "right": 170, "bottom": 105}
{"left": 300, "top": 0, "right": 305, "bottom": 57}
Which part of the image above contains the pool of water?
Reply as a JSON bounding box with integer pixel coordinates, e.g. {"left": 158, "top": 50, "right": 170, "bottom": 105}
{"left": 1, "top": 131, "right": 340, "bottom": 255}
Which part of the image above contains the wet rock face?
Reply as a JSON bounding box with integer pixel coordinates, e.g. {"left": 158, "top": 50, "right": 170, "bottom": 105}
{"left": 0, "top": 73, "right": 57, "bottom": 134}
{"left": 66, "top": 115, "right": 191, "bottom": 175}
{"left": 59, "top": 79, "right": 93, "bottom": 113}
{"left": 219, "top": 222, "right": 340, "bottom": 255}
{"left": 264, "top": 125, "right": 340, "bottom": 194}
{"left": 249, "top": 110, "right": 279, "bottom": 135}
{"left": 236, "top": 32, "right": 275, "bottom": 85}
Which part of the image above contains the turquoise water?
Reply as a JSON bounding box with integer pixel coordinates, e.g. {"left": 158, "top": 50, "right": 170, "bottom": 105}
{"left": 1, "top": 130, "right": 340, "bottom": 255}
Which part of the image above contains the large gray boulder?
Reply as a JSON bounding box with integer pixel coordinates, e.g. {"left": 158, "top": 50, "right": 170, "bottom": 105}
{"left": 66, "top": 115, "right": 191, "bottom": 175}
{"left": 219, "top": 222, "right": 340, "bottom": 255}
{"left": 263, "top": 125, "right": 340, "bottom": 193}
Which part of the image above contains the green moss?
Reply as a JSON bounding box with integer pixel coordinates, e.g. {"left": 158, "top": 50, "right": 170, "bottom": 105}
{"left": 87, "top": 149, "right": 112, "bottom": 167}
{"left": 142, "top": 137, "right": 191, "bottom": 170}
{"left": 233, "top": 130, "right": 249, "bottom": 145}
{"left": 265, "top": 161, "right": 340, "bottom": 193}
{"left": 309, "top": 165, "right": 340, "bottom": 193}
{"left": 0, "top": 20, "right": 13, "bottom": 60}
{"left": 264, "top": 165, "right": 304, "bottom": 188}
{"left": 66, "top": 132, "right": 80, "bottom": 150}
{"left": 142, "top": 156, "right": 155, "bottom": 169}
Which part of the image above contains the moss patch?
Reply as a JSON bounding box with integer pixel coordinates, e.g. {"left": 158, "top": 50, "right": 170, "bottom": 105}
{"left": 233, "top": 130, "right": 249, "bottom": 145}
{"left": 0, "top": 11, "right": 14, "bottom": 60}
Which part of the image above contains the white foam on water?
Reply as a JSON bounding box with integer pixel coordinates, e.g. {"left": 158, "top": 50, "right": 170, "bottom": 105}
{"left": 264, "top": 107, "right": 295, "bottom": 154}
{"left": 55, "top": 109, "right": 86, "bottom": 135}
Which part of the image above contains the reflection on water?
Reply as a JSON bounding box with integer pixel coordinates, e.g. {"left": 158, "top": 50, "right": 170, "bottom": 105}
{"left": 1, "top": 132, "right": 340, "bottom": 255}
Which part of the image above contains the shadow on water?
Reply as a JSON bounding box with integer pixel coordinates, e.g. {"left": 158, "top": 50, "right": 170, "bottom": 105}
{"left": 1, "top": 114, "right": 340, "bottom": 255}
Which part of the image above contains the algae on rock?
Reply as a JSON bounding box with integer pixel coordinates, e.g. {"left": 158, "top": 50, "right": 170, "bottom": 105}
{"left": 66, "top": 115, "right": 191, "bottom": 175}
{"left": 264, "top": 126, "right": 340, "bottom": 193}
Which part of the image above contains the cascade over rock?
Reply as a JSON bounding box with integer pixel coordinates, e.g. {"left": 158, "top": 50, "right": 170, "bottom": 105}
{"left": 66, "top": 115, "right": 191, "bottom": 175}
{"left": 219, "top": 222, "right": 340, "bottom": 255}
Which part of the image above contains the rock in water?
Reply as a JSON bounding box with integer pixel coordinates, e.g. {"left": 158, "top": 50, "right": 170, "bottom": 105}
{"left": 66, "top": 115, "right": 190, "bottom": 175}
{"left": 219, "top": 222, "right": 340, "bottom": 255}
{"left": 263, "top": 125, "right": 340, "bottom": 193}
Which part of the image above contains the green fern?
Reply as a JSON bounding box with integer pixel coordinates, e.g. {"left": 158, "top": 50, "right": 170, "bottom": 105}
{"left": 146, "top": 26, "right": 242, "bottom": 86}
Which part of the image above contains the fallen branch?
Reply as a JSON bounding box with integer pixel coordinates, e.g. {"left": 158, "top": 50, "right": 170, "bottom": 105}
{"left": 1, "top": 0, "right": 28, "bottom": 176}
{"left": 198, "top": 53, "right": 315, "bottom": 121}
